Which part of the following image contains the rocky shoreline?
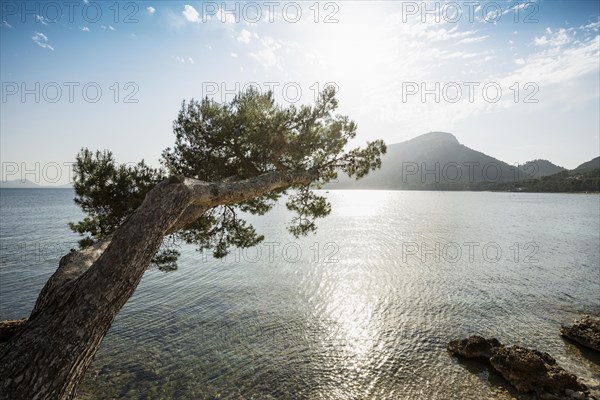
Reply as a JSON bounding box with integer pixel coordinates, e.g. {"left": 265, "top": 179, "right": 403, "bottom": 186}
{"left": 2, "top": 315, "right": 599, "bottom": 398}
{"left": 448, "top": 335, "right": 594, "bottom": 399}
{"left": 448, "top": 315, "right": 600, "bottom": 400}
{"left": 561, "top": 316, "right": 600, "bottom": 352}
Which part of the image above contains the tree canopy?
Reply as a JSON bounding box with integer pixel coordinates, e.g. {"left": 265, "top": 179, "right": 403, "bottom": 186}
{"left": 69, "top": 87, "right": 386, "bottom": 268}
{"left": 0, "top": 87, "right": 386, "bottom": 400}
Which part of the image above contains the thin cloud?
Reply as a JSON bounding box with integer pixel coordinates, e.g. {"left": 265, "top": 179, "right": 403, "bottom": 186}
{"left": 534, "top": 28, "right": 572, "bottom": 47}
{"left": 166, "top": 9, "right": 187, "bottom": 28}
{"left": 249, "top": 34, "right": 284, "bottom": 70}
{"left": 502, "top": 2, "right": 534, "bottom": 16}
{"left": 2, "top": 21, "right": 12, "bottom": 28}
{"left": 580, "top": 20, "right": 600, "bottom": 32}
{"left": 173, "top": 56, "right": 194, "bottom": 64}
{"left": 36, "top": 15, "right": 49, "bottom": 25}
{"left": 33, "top": 31, "right": 48, "bottom": 41}
{"left": 458, "top": 35, "right": 490, "bottom": 44}
{"left": 237, "top": 29, "right": 251, "bottom": 44}
{"left": 32, "top": 31, "right": 54, "bottom": 50}
{"left": 183, "top": 5, "right": 200, "bottom": 23}
{"left": 217, "top": 8, "right": 237, "bottom": 24}
{"left": 508, "top": 36, "right": 599, "bottom": 86}
{"left": 80, "top": 26, "right": 90, "bottom": 32}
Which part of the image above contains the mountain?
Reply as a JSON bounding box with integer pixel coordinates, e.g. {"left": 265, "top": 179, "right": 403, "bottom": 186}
{"left": 480, "top": 160, "right": 599, "bottom": 193}
{"left": 327, "top": 132, "right": 597, "bottom": 192}
{"left": 573, "top": 156, "right": 600, "bottom": 173}
{"left": 520, "top": 159, "right": 565, "bottom": 178}
{"left": 0, "top": 179, "right": 72, "bottom": 189}
{"left": 0, "top": 179, "right": 43, "bottom": 188}
{"left": 330, "top": 132, "right": 539, "bottom": 190}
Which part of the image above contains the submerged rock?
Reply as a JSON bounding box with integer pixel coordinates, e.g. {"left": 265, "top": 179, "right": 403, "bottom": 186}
{"left": 561, "top": 316, "right": 600, "bottom": 352}
{"left": 448, "top": 336, "right": 596, "bottom": 399}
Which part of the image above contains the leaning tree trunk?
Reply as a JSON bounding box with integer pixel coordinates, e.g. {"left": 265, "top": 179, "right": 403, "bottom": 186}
{"left": 0, "top": 171, "right": 316, "bottom": 400}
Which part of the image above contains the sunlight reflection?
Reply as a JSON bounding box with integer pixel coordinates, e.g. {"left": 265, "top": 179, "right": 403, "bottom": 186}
{"left": 320, "top": 190, "right": 392, "bottom": 218}
{"left": 323, "top": 278, "right": 378, "bottom": 374}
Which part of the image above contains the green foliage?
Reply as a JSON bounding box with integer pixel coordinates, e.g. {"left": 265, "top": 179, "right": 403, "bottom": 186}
{"left": 177, "top": 206, "right": 265, "bottom": 259}
{"left": 69, "top": 87, "right": 386, "bottom": 268}
{"left": 150, "top": 248, "right": 180, "bottom": 272}
{"left": 286, "top": 186, "right": 331, "bottom": 236}
{"left": 68, "top": 149, "right": 178, "bottom": 268}
{"left": 69, "top": 149, "right": 165, "bottom": 246}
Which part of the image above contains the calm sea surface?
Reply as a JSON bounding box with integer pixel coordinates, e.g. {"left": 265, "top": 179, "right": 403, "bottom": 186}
{"left": 1, "top": 189, "right": 599, "bottom": 399}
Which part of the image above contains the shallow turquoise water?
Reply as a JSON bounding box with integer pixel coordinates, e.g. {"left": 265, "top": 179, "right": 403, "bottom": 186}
{"left": 1, "top": 189, "right": 599, "bottom": 399}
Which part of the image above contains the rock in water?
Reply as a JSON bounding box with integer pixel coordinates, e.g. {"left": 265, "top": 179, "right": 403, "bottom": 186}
{"left": 448, "top": 336, "right": 595, "bottom": 399}
{"left": 490, "top": 345, "right": 585, "bottom": 394}
{"left": 561, "top": 315, "right": 600, "bottom": 352}
{"left": 447, "top": 335, "right": 501, "bottom": 360}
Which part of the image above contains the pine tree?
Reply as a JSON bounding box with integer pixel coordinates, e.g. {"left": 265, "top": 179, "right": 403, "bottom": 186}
{"left": 0, "top": 88, "right": 385, "bottom": 399}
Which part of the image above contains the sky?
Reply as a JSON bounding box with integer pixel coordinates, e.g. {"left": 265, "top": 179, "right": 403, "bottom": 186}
{"left": 1, "top": 0, "right": 599, "bottom": 185}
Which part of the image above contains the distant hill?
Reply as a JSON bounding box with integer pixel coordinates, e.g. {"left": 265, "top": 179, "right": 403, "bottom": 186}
{"left": 329, "top": 132, "right": 552, "bottom": 190}
{"left": 520, "top": 159, "right": 565, "bottom": 178}
{"left": 327, "top": 132, "right": 597, "bottom": 192}
{"left": 0, "top": 179, "right": 72, "bottom": 189}
{"left": 573, "top": 156, "right": 600, "bottom": 173}
{"left": 475, "top": 161, "right": 599, "bottom": 193}
{"left": 0, "top": 179, "right": 43, "bottom": 189}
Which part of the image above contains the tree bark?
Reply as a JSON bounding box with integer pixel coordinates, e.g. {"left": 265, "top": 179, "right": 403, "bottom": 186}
{"left": 0, "top": 170, "right": 317, "bottom": 400}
